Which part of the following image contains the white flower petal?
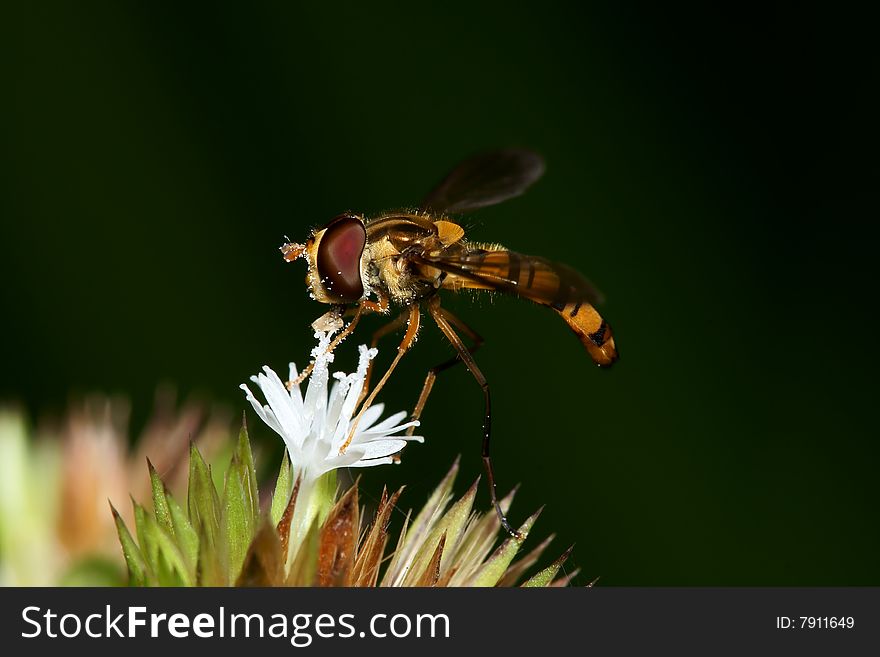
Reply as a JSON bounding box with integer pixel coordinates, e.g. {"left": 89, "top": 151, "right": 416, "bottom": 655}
{"left": 345, "top": 456, "right": 395, "bottom": 468}
{"left": 303, "top": 361, "right": 328, "bottom": 421}
{"left": 324, "top": 378, "right": 350, "bottom": 436}
{"left": 257, "top": 366, "right": 305, "bottom": 443}
{"left": 357, "top": 403, "right": 385, "bottom": 432}
{"left": 362, "top": 432, "right": 425, "bottom": 444}
{"left": 358, "top": 438, "right": 408, "bottom": 460}
{"left": 239, "top": 384, "right": 285, "bottom": 438}
{"left": 355, "top": 420, "right": 420, "bottom": 440}
{"left": 287, "top": 362, "right": 304, "bottom": 410}
{"left": 364, "top": 410, "right": 410, "bottom": 434}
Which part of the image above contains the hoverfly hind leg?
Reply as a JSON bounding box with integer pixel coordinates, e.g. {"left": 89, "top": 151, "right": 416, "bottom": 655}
{"left": 425, "top": 297, "right": 521, "bottom": 539}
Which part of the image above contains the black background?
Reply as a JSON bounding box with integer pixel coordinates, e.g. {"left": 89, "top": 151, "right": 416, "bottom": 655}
{"left": 2, "top": 2, "right": 878, "bottom": 584}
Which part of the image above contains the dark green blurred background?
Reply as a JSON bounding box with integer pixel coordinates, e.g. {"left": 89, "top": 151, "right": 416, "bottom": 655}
{"left": 2, "top": 2, "right": 878, "bottom": 584}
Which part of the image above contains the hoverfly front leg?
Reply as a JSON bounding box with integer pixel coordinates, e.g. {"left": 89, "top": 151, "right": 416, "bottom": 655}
{"left": 425, "top": 296, "right": 520, "bottom": 538}
{"left": 359, "top": 288, "right": 391, "bottom": 315}
{"left": 286, "top": 304, "right": 364, "bottom": 390}
{"left": 356, "top": 309, "right": 410, "bottom": 409}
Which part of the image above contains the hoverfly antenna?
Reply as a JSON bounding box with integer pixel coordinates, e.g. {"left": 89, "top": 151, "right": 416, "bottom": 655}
{"left": 280, "top": 241, "right": 306, "bottom": 262}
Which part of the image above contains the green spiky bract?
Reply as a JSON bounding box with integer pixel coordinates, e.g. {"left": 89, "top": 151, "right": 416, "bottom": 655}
{"left": 113, "top": 424, "right": 574, "bottom": 587}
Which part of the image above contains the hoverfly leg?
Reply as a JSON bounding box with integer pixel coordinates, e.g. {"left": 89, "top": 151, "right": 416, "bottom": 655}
{"left": 356, "top": 309, "right": 409, "bottom": 408}
{"left": 287, "top": 363, "right": 314, "bottom": 389}
{"left": 360, "top": 288, "right": 391, "bottom": 315}
{"left": 426, "top": 297, "right": 520, "bottom": 539}
{"left": 340, "top": 303, "right": 421, "bottom": 454}
{"left": 406, "top": 307, "right": 484, "bottom": 436}
{"left": 286, "top": 304, "right": 363, "bottom": 390}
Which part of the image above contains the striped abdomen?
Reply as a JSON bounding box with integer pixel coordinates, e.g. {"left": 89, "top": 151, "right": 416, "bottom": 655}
{"left": 434, "top": 247, "right": 619, "bottom": 367}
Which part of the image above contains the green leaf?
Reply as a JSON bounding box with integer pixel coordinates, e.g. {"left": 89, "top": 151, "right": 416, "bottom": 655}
{"left": 467, "top": 506, "right": 543, "bottom": 587}
{"left": 235, "top": 420, "right": 259, "bottom": 524}
{"left": 111, "top": 502, "right": 148, "bottom": 586}
{"left": 222, "top": 458, "right": 255, "bottom": 583}
{"left": 137, "top": 504, "right": 193, "bottom": 586}
{"left": 445, "top": 486, "right": 519, "bottom": 586}
{"left": 146, "top": 460, "right": 199, "bottom": 581}
{"left": 270, "top": 451, "right": 292, "bottom": 527}
{"left": 403, "top": 477, "right": 477, "bottom": 586}
{"left": 166, "top": 491, "right": 198, "bottom": 577}
{"left": 186, "top": 444, "right": 226, "bottom": 585}
{"left": 220, "top": 423, "right": 260, "bottom": 583}
{"left": 132, "top": 499, "right": 152, "bottom": 576}
{"left": 187, "top": 443, "right": 220, "bottom": 545}
{"left": 311, "top": 469, "right": 338, "bottom": 529}
{"left": 196, "top": 519, "right": 227, "bottom": 586}
{"left": 406, "top": 457, "right": 459, "bottom": 548}
{"left": 148, "top": 459, "right": 173, "bottom": 535}
{"left": 221, "top": 424, "right": 260, "bottom": 556}
{"left": 521, "top": 545, "right": 573, "bottom": 587}
{"left": 498, "top": 533, "right": 555, "bottom": 587}
{"left": 384, "top": 459, "right": 458, "bottom": 586}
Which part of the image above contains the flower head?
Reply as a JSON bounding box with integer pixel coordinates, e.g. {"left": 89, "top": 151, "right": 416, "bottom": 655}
{"left": 240, "top": 331, "right": 423, "bottom": 485}
{"left": 240, "top": 331, "right": 424, "bottom": 563}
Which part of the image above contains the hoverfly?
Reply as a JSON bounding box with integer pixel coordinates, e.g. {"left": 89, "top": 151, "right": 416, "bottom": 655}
{"left": 281, "top": 150, "right": 618, "bottom": 535}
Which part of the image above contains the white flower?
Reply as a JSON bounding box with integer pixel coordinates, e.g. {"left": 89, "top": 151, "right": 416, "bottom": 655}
{"left": 240, "top": 331, "right": 424, "bottom": 487}
{"left": 241, "top": 331, "right": 424, "bottom": 566}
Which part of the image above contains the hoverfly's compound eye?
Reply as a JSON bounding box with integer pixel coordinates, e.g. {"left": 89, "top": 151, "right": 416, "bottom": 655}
{"left": 316, "top": 214, "right": 366, "bottom": 303}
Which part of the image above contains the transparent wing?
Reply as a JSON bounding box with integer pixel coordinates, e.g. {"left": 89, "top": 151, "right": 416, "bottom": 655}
{"left": 419, "top": 149, "right": 545, "bottom": 214}
{"left": 413, "top": 248, "right": 604, "bottom": 306}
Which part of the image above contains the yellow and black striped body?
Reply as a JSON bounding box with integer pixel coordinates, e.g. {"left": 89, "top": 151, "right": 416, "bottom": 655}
{"left": 437, "top": 247, "right": 617, "bottom": 367}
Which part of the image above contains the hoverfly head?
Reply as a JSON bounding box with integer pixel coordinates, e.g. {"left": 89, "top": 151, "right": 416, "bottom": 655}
{"left": 293, "top": 213, "right": 367, "bottom": 304}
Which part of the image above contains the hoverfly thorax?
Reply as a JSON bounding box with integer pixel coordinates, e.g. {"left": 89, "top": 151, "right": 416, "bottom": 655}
{"left": 295, "top": 213, "right": 367, "bottom": 304}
